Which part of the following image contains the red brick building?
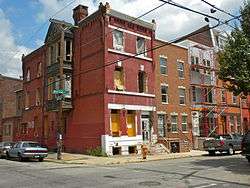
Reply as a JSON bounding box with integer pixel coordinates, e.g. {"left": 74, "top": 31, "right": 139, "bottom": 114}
{"left": 154, "top": 40, "right": 192, "bottom": 152}
{"left": 65, "top": 3, "right": 156, "bottom": 155}
{"left": 0, "top": 74, "right": 22, "bottom": 142}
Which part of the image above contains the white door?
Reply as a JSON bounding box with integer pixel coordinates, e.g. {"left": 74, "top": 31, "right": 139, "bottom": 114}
{"left": 141, "top": 118, "right": 150, "bottom": 142}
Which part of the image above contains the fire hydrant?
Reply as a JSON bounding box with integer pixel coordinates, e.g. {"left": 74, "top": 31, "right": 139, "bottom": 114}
{"left": 141, "top": 144, "right": 148, "bottom": 159}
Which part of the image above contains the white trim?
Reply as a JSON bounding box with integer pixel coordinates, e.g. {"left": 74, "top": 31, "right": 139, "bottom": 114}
{"left": 161, "top": 102, "right": 169, "bottom": 105}
{"left": 178, "top": 86, "right": 186, "bottom": 89}
{"left": 157, "top": 111, "right": 167, "bottom": 114}
{"left": 108, "top": 48, "right": 153, "bottom": 62}
{"left": 160, "top": 83, "right": 169, "bottom": 86}
{"left": 108, "top": 90, "right": 155, "bottom": 98}
{"left": 108, "top": 103, "right": 156, "bottom": 111}
{"left": 109, "top": 25, "right": 151, "bottom": 40}
{"left": 181, "top": 113, "right": 188, "bottom": 116}
{"left": 159, "top": 55, "right": 168, "bottom": 59}
{"left": 177, "top": 59, "right": 184, "bottom": 63}
{"left": 170, "top": 112, "right": 178, "bottom": 116}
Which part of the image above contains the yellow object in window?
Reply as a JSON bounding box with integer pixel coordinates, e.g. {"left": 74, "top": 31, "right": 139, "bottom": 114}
{"left": 127, "top": 114, "right": 136, "bottom": 137}
{"left": 111, "top": 113, "right": 120, "bottom": 137}
{"left": 114, "top": 69, "right": 124, "bottom": 91}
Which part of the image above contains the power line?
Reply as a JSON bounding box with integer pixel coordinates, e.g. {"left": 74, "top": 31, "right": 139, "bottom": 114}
{"left": 77, "top": 2, "right": 168, "bottom": 49}
{"left": 200, "top": 0, "right": 240, "bottom": 20}
{"left": 46, "top": 14, "right": 241, "bottom": 88}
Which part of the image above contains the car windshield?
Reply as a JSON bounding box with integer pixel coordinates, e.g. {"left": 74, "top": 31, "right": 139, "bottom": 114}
{"left": 22, "top": 143, "right": 41, "bottom": 148}
{"left": 4, "top": 142, "right": 14, "bottom": 147}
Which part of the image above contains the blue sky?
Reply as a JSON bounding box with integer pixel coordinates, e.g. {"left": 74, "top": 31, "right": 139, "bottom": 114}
{"left": 0, "top": 0, "right": 245, "bottom": 77}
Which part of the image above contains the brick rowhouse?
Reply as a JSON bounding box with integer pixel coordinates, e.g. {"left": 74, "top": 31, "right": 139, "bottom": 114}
{"left": 65, "top": 3, "right": 156, "bottom": 155}
{"left": 154, "top": 39, "right": 192, "bottom": 152}
{"left": 0, "top": 75, "right": 22, "bottom": 142}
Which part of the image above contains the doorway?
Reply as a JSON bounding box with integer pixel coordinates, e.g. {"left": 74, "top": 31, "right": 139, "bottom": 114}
{"left": 141, "top": 117, "right": 150, "bottom": 142}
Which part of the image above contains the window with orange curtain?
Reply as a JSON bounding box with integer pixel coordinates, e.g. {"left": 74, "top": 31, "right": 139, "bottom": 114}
{"left": 111, "top": 110, "right": 120, "bottom": 137}
{"left": 114, "top": 67, "right": 124, "bottom": 91}
{"left": 127, "top": 111, "right": 136, "bottom": 137}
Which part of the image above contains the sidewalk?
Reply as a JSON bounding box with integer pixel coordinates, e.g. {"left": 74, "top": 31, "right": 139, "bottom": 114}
{"left": 46, "top": 150, "right": 207, "bottom": 165}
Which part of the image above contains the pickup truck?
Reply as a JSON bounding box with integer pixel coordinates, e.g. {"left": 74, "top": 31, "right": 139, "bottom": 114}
{"left": 241, "top": 131, "right": 250, "bottom": 163}
{"left": 203, "top": 134, "right": 242, "bottom": 155}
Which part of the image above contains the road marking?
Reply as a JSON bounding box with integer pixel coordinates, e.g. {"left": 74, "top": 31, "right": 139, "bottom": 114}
{"left": 194, "top": 183, "right": 217, "bottom": 188}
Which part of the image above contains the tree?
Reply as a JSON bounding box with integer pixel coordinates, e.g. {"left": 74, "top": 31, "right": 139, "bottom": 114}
{"left": 218, "top": 2, "right": 250, "bottom": 96}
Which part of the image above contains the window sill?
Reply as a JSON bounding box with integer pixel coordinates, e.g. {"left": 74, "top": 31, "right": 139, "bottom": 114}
{"left": 108, "top": 90, "right": 155, "bottom": 98}
{"left": 182, "top": 131, "right": 188, "bottom": 133}
{"left": 179, "top": 104, "right": 186, "bottom": 106}
{"left": 161, "top": 74, "right": 168, "bottom": 76}
{"left": 171, "top": 131, "right": 178, "bottom": 133}
{"left": 108, "top": 48, "right": 153, "bottom": 62}
{"left": 161, "top": 102, "right": 169, "bottom": 105}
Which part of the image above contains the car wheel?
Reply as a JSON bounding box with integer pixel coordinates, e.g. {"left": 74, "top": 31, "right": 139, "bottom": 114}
{"left": 208, "top": 151, "right": 215, "bottom": 156}
{"left": 38, "top": 158, "right": 44, "bottom": 162}
{"left": 228, "top": 146, "right": 234, "bottom": 155}
{"left": 18, "top": 154, "right": 23, "bottom": 162}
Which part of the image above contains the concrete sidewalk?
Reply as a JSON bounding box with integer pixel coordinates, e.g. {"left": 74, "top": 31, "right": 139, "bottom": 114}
{"left": 46, "top": 150, "right": 207, "bottom": 165}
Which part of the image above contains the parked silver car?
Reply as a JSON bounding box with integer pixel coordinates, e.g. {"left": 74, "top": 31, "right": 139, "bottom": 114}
{"left": 0, "top": 142, "right": 15, "bottom": 158}
{"left": 6, "top": 141, "right": 48, "bottom": 162}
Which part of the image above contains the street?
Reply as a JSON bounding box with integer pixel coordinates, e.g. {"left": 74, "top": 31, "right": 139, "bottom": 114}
{"left": 0, "top": 154, "right": 249, "bottom": 188}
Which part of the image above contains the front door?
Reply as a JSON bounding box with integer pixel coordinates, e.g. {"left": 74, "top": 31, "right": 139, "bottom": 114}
{"left": 141, "top": 118, "right": 150, "bottom": 142}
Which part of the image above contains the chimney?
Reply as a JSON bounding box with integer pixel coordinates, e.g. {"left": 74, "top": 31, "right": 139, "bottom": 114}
{"left": 73, "top": 5, "right": 88, "bottom": 25}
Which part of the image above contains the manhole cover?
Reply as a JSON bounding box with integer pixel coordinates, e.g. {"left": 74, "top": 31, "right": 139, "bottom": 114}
{"left": 138, "top": 181, "right": 161, "bottom": 187}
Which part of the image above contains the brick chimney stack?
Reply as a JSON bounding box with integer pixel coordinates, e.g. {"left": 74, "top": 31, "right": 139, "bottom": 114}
{"left": 73, "top": 5, "right": 88, "bottom": 25}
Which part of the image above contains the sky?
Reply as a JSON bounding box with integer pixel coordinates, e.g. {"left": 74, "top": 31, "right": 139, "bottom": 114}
{"left": 0, "top": 0, "right": 245, "bottom": 78}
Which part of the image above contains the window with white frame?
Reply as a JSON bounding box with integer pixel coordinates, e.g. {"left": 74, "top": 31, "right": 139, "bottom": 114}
{"left": 160, "top": 57, "right": 167, "bottom": 75}
{"left": 64, "top": 75, "right": 72, "bottom": 98}
{"left": 157, "top": 114, "right": 166, "bottom": 137}
{"left": 136, "top": 37, "right": 146, "bottom": 56}
{"left": 113, "top": 30, "right": 124, "bottom": 51}
{"left": 181, "top": 115, "right": 188, "bottom": 132}
{"left": 221, "top": 90, "right": 226, "bottom": 103}
{"left": 161, "top": 85, "right": 168, "bottom": 103}
{"left": 177, "top": 61, "right": 184, "bottom": 78}
{"left": 179, "top": 88, "right": 186, "bottom": 105}
{"left": 192, "top": 86, "right": 196, "bottom": 102}
{"left": 65, "top": 40, "right": 72, "bottom": 61}
{"left": 171, "top": 115, "right": 178, "bottom": 132}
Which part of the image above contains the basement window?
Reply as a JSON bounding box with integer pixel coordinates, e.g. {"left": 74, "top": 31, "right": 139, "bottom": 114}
{"left": 114, "top": 67, "right": 124, "bottom": 91}
{"left": 128, "top": 146, "right": 137, "bottom": 154}
{"left": 111, "top": 109, "right": 121, "bottom": 137}
{"left": 138, "top": 71, "right": 147, "bottom": 93}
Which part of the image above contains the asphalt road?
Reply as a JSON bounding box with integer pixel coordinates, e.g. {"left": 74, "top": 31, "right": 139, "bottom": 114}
{"left": 0, "top": 154, "right": 249, "bottom": 188}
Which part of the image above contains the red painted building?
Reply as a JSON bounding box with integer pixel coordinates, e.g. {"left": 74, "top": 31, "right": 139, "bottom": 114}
{"left": 65, "top": 3, "right": 156, "bottom": 155}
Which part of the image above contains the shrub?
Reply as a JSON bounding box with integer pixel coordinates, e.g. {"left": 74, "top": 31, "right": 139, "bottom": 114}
{"left": 86, "top": 147, "right": 107, "bottom": 157}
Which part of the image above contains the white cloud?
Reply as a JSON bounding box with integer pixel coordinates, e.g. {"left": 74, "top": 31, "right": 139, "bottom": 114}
{"left": 0, "top": 9, "right": 32, "bottom": 78}
{"left": 36, "top": 0, "right": 244, "bottom": 41}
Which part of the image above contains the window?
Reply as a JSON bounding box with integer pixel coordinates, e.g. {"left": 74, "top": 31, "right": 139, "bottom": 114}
{"left": 191, "top": 56, "right": 195, "bottom": 65}
{"left": 237, "top": 116, "right": 241, "bottom": 133}
{"left": 3, "top": 124, "right": 11, "bottom": 136}
{"left": 64, "top": 75, "right": 72, "bottom": 98}
{"left": 138, "top": 71, "right": 147, "bottom": 93}
{"left": 113, "top": 30, "right": 124, "bottom": 51}
{"left": 179, "top": 88, "right": 186, "bottom": 105}
{"left": 36, "top": 88, "right": 41, "bottom": 106}
{"left": 37, "top": 62, "right": 42, "bottom": 78}
{"left": 177, "top": 61, "right": 184, "bottom": 78}
{"left": 111, "top": 110, "right": 120, "bottom": 137}
{"left": 126, "top": 111, "right": 136, "bottom": 137}
{"left": 17, "top": 95, "right": 22, "bottom": 111}
{"left": 182, "top": 115, "right": 188, "bottom": 132}
{"left": 205, "top": 88, "right": 213, "bottom": 103}
{"left": 50, "top": 45, "right": 56, "bottom": 64}
{"left": 195, "top": 57, "right": 199, "bottom": 65}
{"left": 136, "top": 37, "right": 146, "bottom": 56}
{"left": 232, "top": 93, "right": 237, "bottom": 104}
{"left": 114, "top": 67, "right": 124, "bottom": 91}
{"left": 26, "top": 68, "right": 30, "bottom": 82}
{"left": 171, "top": 115, "right": 178, "bottom": 132}
{"left": 192, "top": 86, "right": 196, "bottom": 102}
{"left": 221, "top": 90, "right": 226, "bottom": 103}
{"left": 57, "top": 42, "right": 61, "bottom": 58}
{"left": 161, "top": 85, "right": 168, "bottom": 103}
{"left": 160, "top": 57, "right": 167, "bottom": 75}
{"left": 230, "top": 116, "right": 235, "bottom": 132}
{"left": 25, "top": 91, "right": 29, "bottom": 109}
{"left": 65, "top": 40, "right": 72, "bottom": 61}
{"left": 158, "top": 114, "right": 166, "bottom": 137}
{"left": 48, "top": 78, "right": 54, "bottom": 100}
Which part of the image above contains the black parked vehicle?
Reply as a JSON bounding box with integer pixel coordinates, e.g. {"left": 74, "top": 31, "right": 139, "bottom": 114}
{"left": 241, "top": 131, "right": 250, "bottom": 163}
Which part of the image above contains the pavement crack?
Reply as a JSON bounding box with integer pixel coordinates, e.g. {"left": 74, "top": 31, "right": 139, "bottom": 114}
{"left": 180, "top": 170, "right": 198, "bottom": 180}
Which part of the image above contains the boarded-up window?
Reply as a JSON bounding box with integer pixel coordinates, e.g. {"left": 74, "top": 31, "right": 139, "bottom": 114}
{"left": 37, "top": 62, "right": 42, "bottom": 77}
{"left": 113, "top": 30, "right": 124, "bottom": 51}
{"left": 36, "top": 88, "right": 41, "bottom": 106}
{"left": 111, "top": 110, "right": 120, "bottom": 137}
{"left": 64, "top": 75, "right": 71, "bottom": 98}
{"left": 138, "top": 71, "right": 147, "bottom": 93}
{"left": 65, "top": 40, "right": 72, "bottom": 61}
{"left": 114, "top": 67, "right": 124, "bottom": 91}
{"left": 136, "top": 37, "right": 146, "bottom": 56}
{"left": 26, "top": 68, "right": 30, "bottom": 82}
{"left": 127, "top": 111, "right": 136, "bottom": 137}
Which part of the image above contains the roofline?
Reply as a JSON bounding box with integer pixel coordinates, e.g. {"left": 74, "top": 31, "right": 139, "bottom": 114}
{"left": 155, "top": 38, "right": 188, "bottom": 50}
{"left": 0, "top": 74, "right": 22, "bottom": 81}
{"left": 22, "top": 45, "right": 45, "bottom": 60}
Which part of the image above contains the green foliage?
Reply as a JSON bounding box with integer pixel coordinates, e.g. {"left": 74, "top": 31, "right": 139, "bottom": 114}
{"left": 85, "top": 147, "right": 107, "bottom": 157}
{"left": 218, "top": 3, "right": 250, "bottom": 95}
